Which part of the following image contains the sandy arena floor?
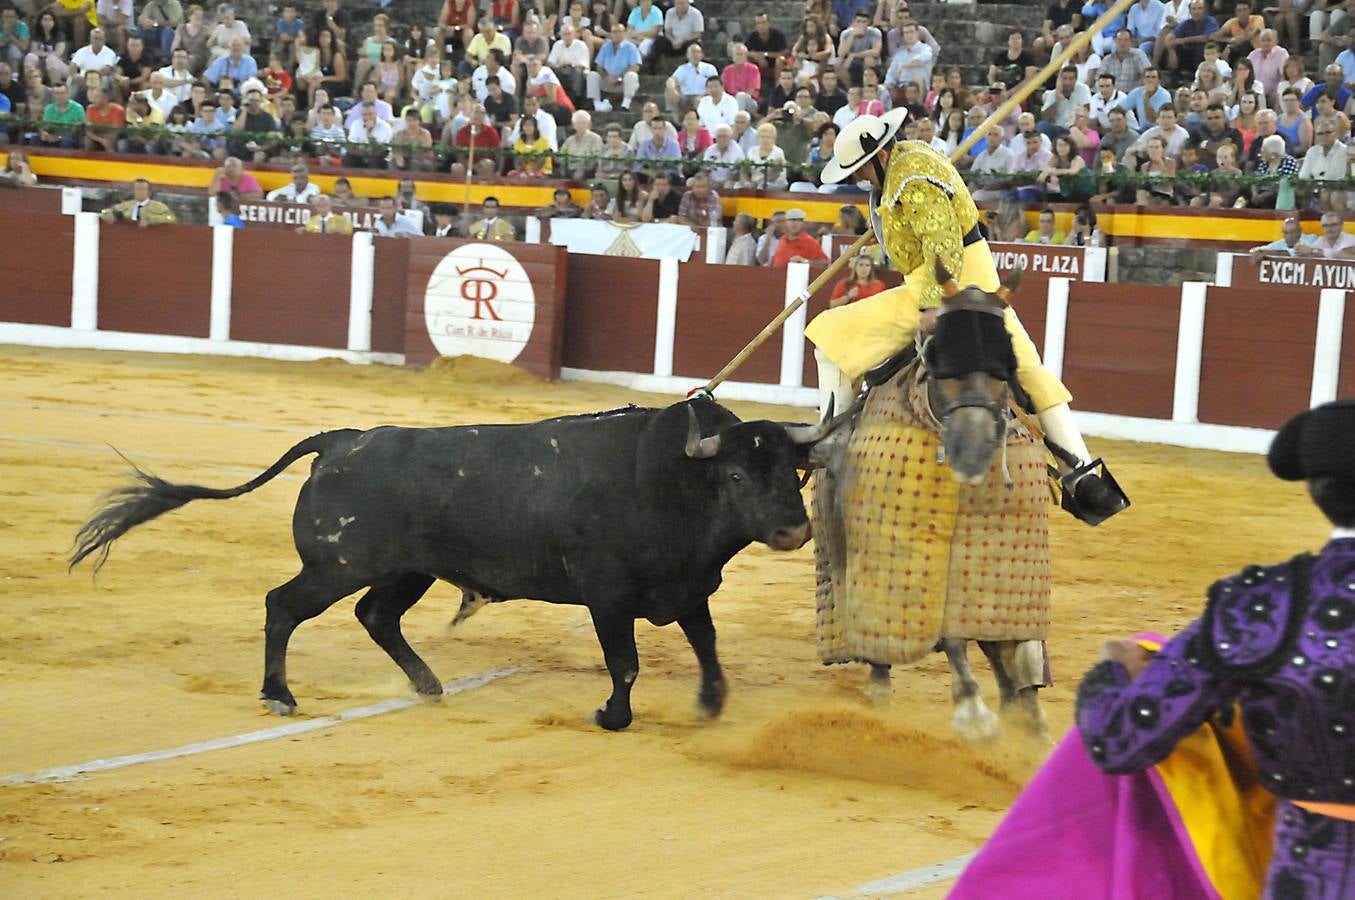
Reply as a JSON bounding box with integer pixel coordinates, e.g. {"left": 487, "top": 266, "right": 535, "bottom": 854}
{"left": 0, "top": 346, "right": 1327, "bottom": 899}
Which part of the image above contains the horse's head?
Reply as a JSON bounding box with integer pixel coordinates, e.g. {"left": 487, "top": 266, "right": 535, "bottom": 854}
{"left": 922, "top": 260, "right": 1021, "bottom": 485}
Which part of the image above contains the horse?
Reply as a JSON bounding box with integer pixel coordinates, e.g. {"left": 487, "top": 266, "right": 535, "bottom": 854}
{"left": 812, "top": 262, "right": 1055, "bottom": 743}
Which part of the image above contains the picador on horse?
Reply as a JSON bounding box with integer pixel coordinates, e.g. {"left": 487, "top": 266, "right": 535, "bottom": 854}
{"left": 804, "top": 109, "right": 1129, "bottom": 742}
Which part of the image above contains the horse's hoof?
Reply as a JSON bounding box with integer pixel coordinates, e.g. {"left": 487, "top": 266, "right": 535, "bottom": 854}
{"left": 264, "top": 698, "right": 297, "bottom": 717}
{"left": 593, "top": 707, "right": 632, "bottom": 731}
{"left": 865, "top": 680, "right": 893, "bottom": 706}
{"left": 954, "top": 704, "right": 1001, "bottom": 743}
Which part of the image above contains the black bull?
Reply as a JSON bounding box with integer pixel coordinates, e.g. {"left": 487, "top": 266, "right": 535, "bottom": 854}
{"left": 70, "top": 398, "right": 842, "bottom": 730}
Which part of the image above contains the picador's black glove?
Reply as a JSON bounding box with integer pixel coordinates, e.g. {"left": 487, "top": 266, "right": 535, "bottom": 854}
{"left": 1071, "top": 471, "right": 1129, "bottom": 524}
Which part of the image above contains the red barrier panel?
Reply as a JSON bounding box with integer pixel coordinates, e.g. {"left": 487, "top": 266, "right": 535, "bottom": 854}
{"left": 230, "top": 228, "right": 351, "bottom": 348}
{"left": 1342, "top": 295, "right": 1355, "bottom": 400}
{"left": 1064, "top": 283, "right": 1179, "bottom": 420}
{"left": 97, "top": 223, "right": 213, "bottom": 337}
{"left": 404, "top": 238, "right": 567, "bottom": 379}
{"left": 674, "top": 259, "right": 785, "bottom": 383}
{"left": 561, "top": 255, "right": 660, "bottom": 374}
{"left": 1199, "top": 287, "right": 1318, "bottom": 429}
{"left": 0, "top": 210, "right": 73, "bottom": 327}
{"left": 372, "top": 238, "right": 410, "bottom": 355}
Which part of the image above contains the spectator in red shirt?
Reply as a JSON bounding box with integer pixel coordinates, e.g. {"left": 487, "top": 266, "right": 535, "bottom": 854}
{"left": 83, "top": 87, "right": 125, "bottom": 152}
{"left": 830, "top": 254, "right": 888, "bottom": 306}
{"left": 772, "top": 208, "right": 828, "bottom": 266}
{"left": 449, "top": 104, "right": 502, "bottom": 177}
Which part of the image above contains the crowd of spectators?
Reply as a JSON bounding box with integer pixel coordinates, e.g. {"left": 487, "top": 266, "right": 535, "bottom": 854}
{"left": 5, "top": 0, "right": 1355, "bottom": 252}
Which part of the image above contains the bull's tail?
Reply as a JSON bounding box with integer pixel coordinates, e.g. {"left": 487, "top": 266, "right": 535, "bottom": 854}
{"left": 70, "top": 430, "right": 360, "bottom": 572}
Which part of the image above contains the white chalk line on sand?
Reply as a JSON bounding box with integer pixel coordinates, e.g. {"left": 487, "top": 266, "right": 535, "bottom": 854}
{"left": 0, "top": 667, "right": 518, "bottom": 786}
{"left": 815, "top": 852, "right": 975, "bottom": 898}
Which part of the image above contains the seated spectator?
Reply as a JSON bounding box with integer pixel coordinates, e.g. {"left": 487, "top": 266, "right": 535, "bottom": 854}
{"left": 915, "top": 116, "right": 947, "bottom": 154}
{"left": 114, "top": 34, "right": 155, "bottom": 99}
{"left": 347, "top": 102, "right": 393, "bottom": 168}
{"left": 989, "top": 29, "right": 1036, "bottom": 89}
{"left": 596, "top": 122, "right": 632, "bottom": 178}
{"left": 772, "top": 207, "right": 826, "bottom": 266}
{"left": 510, "top": 20, "right": 548, "bottom": 91}
{"left": 696, "top": 75, "right": 739, "bottom": 134}
{"left": 559, "top": 109, "right": 603, "bottom": 180}
{"left": 745, "top": 13, "right": 788, "bottom": 99}
{"left": 24, "top": 13, "right": 70, "bottom": 88}
{"left": 1191, "top": 101, "right": 1243, "bottom": 161}
{"left": 468, "top": 195, "right": 516, "bottom": 240}
{"left": 1277, "top": 55, "right": 1313, "bottom": 101}
{"left": 309, "top": 102, "right": 346, "bottom": 158}
{"left": 231, "top": 88, "right": 278, "bottom": 161}
{"left": 298, "top": 193, "right": 352, "bottom": 234}
{"left": 830, "top": 253, "right": 886, "bottom": 307}
{"left": 482, "top": 75, "right": 519, "bottom": 130}
{"left": 118, "top": 91, "right": 162, "bottom": 153}
{"left": 1247, "top": 28, "right": 1286, "bottom": 102}
{"left": 815, "top": 69, "right": 848, "bottom": 117}
{"left": 640, "top": 170, "right": 682, "bottom": 221}
{"left": 1300, "top": 119, "right": 1349, "bottom": 209}
{"left": 677, "top": 107, "right": 712, "bottom": 169}
{"left": 506, "top": 94, "right": 558, "bottom": 150}
{"left": 1310, "top": 92, "right": 1352, "bottom": 143}
{"left": 272, "top": 3, "right": 302, "bottom": 62}
{"left": 344, "top": 83, "right": 395, "bottom": 129}
{"left": 675, "top": 170, "right": 721, "bottom": 228}
{"left": 970, "top": 126, "right": 1015, "bottom": 203}
{"left": 524, "top": 58, "right": 574, "bottom": 118}
{"left": 99, "top": 177, "right": 176, "bottom": 225}
{"left": 1039, "top": 134, "right": 1092, "bottom": 201}
{"left": 702, "top": 123, "right": 745, "bottom": 188}
{"left": 582, "top": 182, "right": 611, "bottom": 219}
{"left": 1119, "top": 67, "right": 1172, "bottom": 128}
{"left": 391, "top": 109, "right": 436, "bottom": 171}
{"left": 175, "top": 100, "right": 227, "bottom": 157}
{"left": 609, "top": 169, "right": 648, "bottom": 221}
{"left": 742, "top": 120, "right": 788, "bottom": 189}
{"left": 1131, "top": 133, "right": 1177, "bottom": 204}
{"left": 1299, "top": 210, "right": 1355, "bottom": 257}
{"left": 755, "top": 209, "right": 785, "bottom": 264}
{"left": 464, "top": 19, "right": 511, "bottom": 76}
{"left": 651, "top": 0, "right": 704, "bottom": 70}
{"left": 70, "top": 28, "right": 118, "bottom": 91}
{"left": 216, "top": 191, "right": 245, "bottom": 228}
{"left": 1099, "top": 29, "right": 1151, "bottom": 93}
{"left": 1022, "top": 207, "right": 1067, "bottom": 245}
{"left": 549, "top": 24, "right": 590, "bottom": 102}
{"left": 1232, "top": 92, "right": 1260, "bottom": 153}
{"left": 1040, "top": 65, "right": 1093, "bottom": 139}
{"left": 1248, "top": 133, "right": 1299, "bottom": 207}
{"left": 1090, "top": 146, "right": 1135, "bottom": 205}
{"left": 1124, "top": 104, "right": 1188, "bottom": 160}
{"left": 1011, "top": 130, "right": 1053, "bottom": 202}
{"left": 724, "top": 212, "right": 758, "bottom": 265}
{"left": 1249, "top": 216, "right": 1315, "bottom": 256}
{"left": 837, "top": 11, "right": 882, "bottom": 87}
{"left": 372, "top": 195, "right": 423, "bottom": 238}
{"left": 1275, "top": 91, "right": 1312, "bottom": 155}
{"left": 1064, "top": 202, "right": 1104, "bottom": 246}
{"left": 510, "top": 115, "right": 553, "bottom": 177}
{"left": 332, "top": 177, "right": 364, "bottom": 206}
{"left": 1127, "top": 0, "right": 1166, "bottom": 58}
{"left": 666, "top": 43, "right": 716, "bottom": 115}
{"left": 36, "top": 83, "right": 84, "bottom": 148}
{"left": 770, "top": 93, "right": 817, "bottom": 165}
{"left": 627, "top": 0, "right": 664, "bottom": 65}
{"left": 1208, "top": 0, "right": 1263, "bottom": 63}
{"left": 430, "top": 203, "right": 459, "bottom": 237}
{"left": 205, "top": 37, "right": 256, "bottom": 86}
{"left": 634, "top": 114, "right": 682, "bottom": 178}
{"left": 1200, "top": 139, "right": 1244, "bottom": 206}
{"left": 82, "top": 87, "right": 124, "bottom": 152}
{"left": 207, "top": 5, "right": 250, "bottom": 62}
{"left": 721, "top": 43, "right": 761, "bottom": 115}
{"left": 587, "top": 22, "right": 640, "bottom": 111}
{"left": 1302, "top": 64, "right": 1352, "bottom": 113}
{"left": 884, "top": 22, "right": 932, "bottom": 105}
{"left": 0, "top": 148, "right": 37, "bottom": 187}
{"left": 473, "top": 49, "right": 517, "bottom": 102}
{"left": 1006, "top": 112, "right": 1053, "bottom": 155}
{"left": 208, "top": 156, "right": 262, "bottom": 199}
{"left": 267, "top": 163, "right": 322, "bottom": 203}
{"left": 733, "top": 109, "right": 758, "bottom": 153}
{"left": 765, "top": 68, "right": 797, "bottom": 116}
{"left": 446, "top": 104, "right": 500, "bottom": 177}
{"left": 1067, "top": 105, "right": 1103, "bottom": 162}
{"left": 1163, "top": 0, "right": 1216, "bottom": 81}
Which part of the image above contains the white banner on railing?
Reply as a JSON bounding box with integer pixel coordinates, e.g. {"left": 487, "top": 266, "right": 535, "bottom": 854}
{"left": 547, "top": 219, "right": 697, "bottom": 261}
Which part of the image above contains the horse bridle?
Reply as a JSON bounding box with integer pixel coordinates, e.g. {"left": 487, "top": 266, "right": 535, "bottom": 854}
{"left": 923, "top": 302, "right": 1013, "bottom": 466}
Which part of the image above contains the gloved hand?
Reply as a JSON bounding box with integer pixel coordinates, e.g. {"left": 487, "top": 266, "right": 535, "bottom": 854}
{"left": 1073, "top": 472, "right": 1128, "bottom": 521}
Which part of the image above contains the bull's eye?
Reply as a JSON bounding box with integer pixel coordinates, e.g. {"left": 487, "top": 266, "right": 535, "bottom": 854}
{"left": 730, "top": 472, "right": 744, "bottom": 483}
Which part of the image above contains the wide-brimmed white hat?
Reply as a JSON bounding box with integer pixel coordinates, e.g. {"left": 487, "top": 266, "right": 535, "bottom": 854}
{"left": 821, "top": 108, "right": 908, "bottom": 184}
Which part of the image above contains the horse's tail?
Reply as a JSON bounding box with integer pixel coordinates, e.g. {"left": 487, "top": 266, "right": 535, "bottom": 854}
{"left": 69, "top": 430, "right": 360, "bottom": 572}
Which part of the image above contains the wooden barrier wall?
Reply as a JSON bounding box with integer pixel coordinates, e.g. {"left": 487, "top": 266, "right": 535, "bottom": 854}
{"left": 0, "top": 210, "right": 73, "bottom": 327}
{"left": 231, "top": 229, "right": 354, "bottom": 349}
{"left": 562, "top": 255, "right": 659, "bottom": 374}
{"left": 673, "top": 260, "right": 784, "bottom": 384}
{"left": 1064, "top": 283, "right": 1179, "bottom": 420}
{"left": 98, "top": 224, "right": 213, "bottom": 337}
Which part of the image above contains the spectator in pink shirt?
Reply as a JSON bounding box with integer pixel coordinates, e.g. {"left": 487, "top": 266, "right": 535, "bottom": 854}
{"left": 721, "top": 43, "right": 761, "bottom": 115}
{"left": 207, "top": 155, "right": 264, "bottom": 199}
{"left": 1246, "top": 28, "right": 1288, "bottom": 102}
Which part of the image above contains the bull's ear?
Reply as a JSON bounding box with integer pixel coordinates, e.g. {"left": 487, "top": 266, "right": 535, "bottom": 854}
{"left": 995, "top": 263, "right": 1023, "bottom": 305}
{"left": 935, "top": 259, "right": 960, "bottom": 299}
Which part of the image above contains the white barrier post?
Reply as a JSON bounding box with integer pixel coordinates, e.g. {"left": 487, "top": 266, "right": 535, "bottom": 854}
{"left": 60, "top": 187, "right": 83, "bottom": 215}
{"left": 1043, "top": 277, "right": 1070, "bottom": 381}
{"left": 1083, "top": 246, "right": 1107, "bottom": 282}
{"left": 347, "top": 231, "right": 375, "bottom": 353}
{"left": 705, "top": 225, "right": 726, "bottom": 263}
{"left": 209, "top": 225, "right": 234, "bottom": 341}
{"left": 780, "top": 261, "right": 810, "bottom": 387}
{"left": 1173, "top": 282, "right": 1209, "bottom": 424}
{"left": 1311, "top": 288, "right": 1347, "bottom": 407}
{"left": 524, "top": 216, "right": 542, "bottom": 244}
{"left": 653, "top": 256, "right": 679, "bottom": 377}
{"left": 71, "top": 212, "right": 99, "bottom": 330}
{"left": 1214, "top": 252, "right": 1234, "bottom": 287}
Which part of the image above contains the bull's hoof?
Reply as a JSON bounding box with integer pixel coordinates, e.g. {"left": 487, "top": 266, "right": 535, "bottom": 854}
{"left": 413, "top": 679, "right": 444, "bottom": 699}
{"left": 593, "top": 706, "right": 633, "bottom": 731}
{"left": 866, "top": 670, "right": 892, "bottom": 706}
{"left": 695, "top": 679, "right": 728, "bottom": 721}
{"left": 263, "top": 697, "right": 297, "bottom": 717}
{"left": 953, "top": 701, "right": 1001, "bottom": 743}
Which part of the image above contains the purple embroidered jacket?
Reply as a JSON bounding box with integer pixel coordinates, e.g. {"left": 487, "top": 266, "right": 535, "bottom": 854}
{"left": 1076, "top": 538, "right": 1355, "bottom": 900}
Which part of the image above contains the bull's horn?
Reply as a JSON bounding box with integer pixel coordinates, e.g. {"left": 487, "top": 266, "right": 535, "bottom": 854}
{"left": 685, "top": 404, "right": 721, "bottom": 459}
{"left": 995, "top": 263, "right": 1023, "bottom": 305}
{"left": 934, "top": 259, "right": 961, "bottom": 298}
{"left": 784, "top": 397, "right": 836, "bottom": 445}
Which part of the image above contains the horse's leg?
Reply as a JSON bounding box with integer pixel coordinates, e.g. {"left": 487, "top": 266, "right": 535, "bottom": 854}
{"left": 942, "top": 638, "right": 1000, "bottom": 741}
{"left": 996, "top": 639, "right": 1052, "bottom": 743}
{"left": 976, "top": 640, "right": 1016, "bottom": 710}
{"left": 866, "top": 663, "right": 892, "bottom": 705}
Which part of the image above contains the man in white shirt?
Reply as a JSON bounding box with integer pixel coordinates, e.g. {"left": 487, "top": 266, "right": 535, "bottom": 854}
{"left": 372, "top": 195, "right": 422, "bottom": 238}
{"left": 1299, "top": 121, "right": 1349, "bottom": 210}
{"left": 733, "top": 109, "right": 757, "bottom": 154}
{"left": 833, "top": 86, "right": 862, "bottom": 130}
{"left": 547, "top": 23, "right": 590, "bottom": 101}
{"left": 266, "top": 163, "right": 323, "bottom": 203}
{"left": 346, "top": 102, "right": 393, "bottom": 168}
{"left": 1039, "top": 65, "right": 1094, "bottom": 138}
{"left": 971, "top": 127, "right": 1015, "bottom": 206}
{"left": 651, "top": 0, "right": 704, "bottom": 69}
{"left": 207, "top": 6, "right": 250, "bottom": 62}
{"left": 506, "top": 94, "right": 559, "bottom": 150}
{"left": 665, "top": 42, "right": 716, "bottom": 114}
{"left": 1089, "top": 72, "right": 1137, "bottom": 130}
{"left": 1004, "top": 112, "right": 1052, "bottom": 155}
{"left": 883, "top": 22, "right": 933, "bottom": 100}
{"left": 472, "top": 49, "right": 516, "bottom": 102}
{"left": 1122, "top": 103, "right": 1188, "bottom": 160}
{"left": 344, "top": 82, "right": 394, "bottom": 128}
{"left": 1298, "top": 211, "right": 1355, "bottom": 258}
{"left": 701, "top": 123, "right": 745, "bottom": 187}
{"left": 156, "top": 48, "right": 195, "bottom": 103}
{"left": 70, "top": 28, "right": 119, "bottom": 88}
{"left": 696, "top": 75, "right": 738, "bottom": 131}
{"left": 916, "top": 116, "right": 948, "bottom": 154}
{"left": 140, "top": 71, "right": 178, "bottom": 119}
